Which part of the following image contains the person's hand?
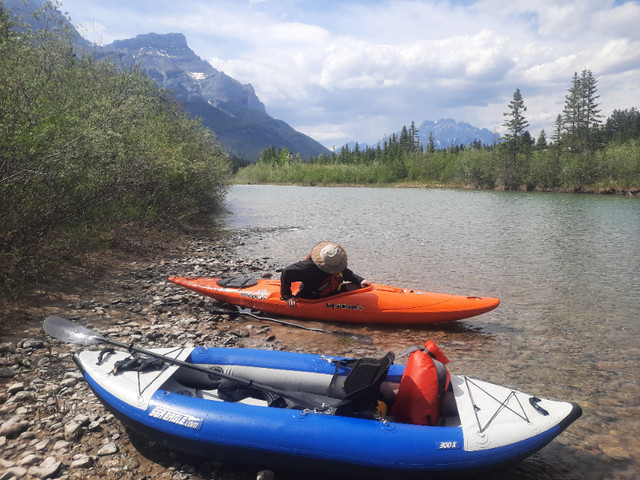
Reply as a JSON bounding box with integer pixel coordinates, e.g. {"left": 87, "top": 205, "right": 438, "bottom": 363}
{"left": 286, "top": 297, "right": 297, "bottom": 308}
{"left": 360, "top": 279, "right": 372, "bottom": 287}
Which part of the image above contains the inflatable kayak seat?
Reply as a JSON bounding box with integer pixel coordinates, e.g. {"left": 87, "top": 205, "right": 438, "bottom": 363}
{"left": 335, "top": 351, "right": 395, "bottom": 416}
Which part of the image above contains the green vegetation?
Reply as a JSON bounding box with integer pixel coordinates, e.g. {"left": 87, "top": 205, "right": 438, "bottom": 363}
{"left": 0, "top": 3, "right": 231, "bottom": 296}
{"left": 238, "top": 72, "right": 640, "bottom": 193}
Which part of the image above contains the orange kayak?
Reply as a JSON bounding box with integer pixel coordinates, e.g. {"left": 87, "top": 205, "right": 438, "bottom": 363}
{"left": 168, "top": 276, "right": 499, "bottom": 325}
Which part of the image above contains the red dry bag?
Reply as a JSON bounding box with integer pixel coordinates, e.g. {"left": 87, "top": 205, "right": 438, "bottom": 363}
{"left": 391, "top": 340, "right": 450, "bottom": 426}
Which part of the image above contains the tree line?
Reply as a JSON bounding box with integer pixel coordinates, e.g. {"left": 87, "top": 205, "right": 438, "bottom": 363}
{"left": 0, "top": 3, "right": 231, "bottom": 296}
{"left": 237, "top": 70, "right": 639, "bottom": 191}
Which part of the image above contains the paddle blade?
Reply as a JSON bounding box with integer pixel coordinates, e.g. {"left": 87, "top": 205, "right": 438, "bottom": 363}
{"left": 43, "top": 316, "right": 105, "bottom": 345}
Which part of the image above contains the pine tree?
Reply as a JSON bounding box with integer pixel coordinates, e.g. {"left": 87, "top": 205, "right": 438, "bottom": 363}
{"left": 561, "top": 69, "right": 601, "bottom": 152}
{"left": 502, "top": 88, "right": 530, "bottom": 150}
{"left": 580, "top": 69, "right": 602, "bottom": 150}
{"left": 551, "top": 115, "right": 563, "bottom": 145}
{"left": 537, "top": 129, "right": 548, "bottom": 149}
{"left": 427, "top": 131, "right": 435, "bottom": 154}
{"left": 409, "top": 120, "right": 421, "bottom": 152}
{"left": 500, "top": 88, "right": 530, "bottom": 189}
{"left": 605, "top": 108, "right": 640, "bottom": 143}
{"left": 562, "top": 72, "right": 582, "bottom": 150}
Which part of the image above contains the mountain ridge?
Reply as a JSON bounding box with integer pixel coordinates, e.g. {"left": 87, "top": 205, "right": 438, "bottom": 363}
{"left": 97, "top": 32, "right": 331, "bottom": 161}
{"left": 341, "top": 118, "right": 499, "bottom": 152}
{"left": 417, "top": 118, "right": 498, "bottom": 149}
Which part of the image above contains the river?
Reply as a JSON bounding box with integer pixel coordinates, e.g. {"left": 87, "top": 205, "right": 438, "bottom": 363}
{"left": 220, "top": 184, "right": 639, "bottom": 480}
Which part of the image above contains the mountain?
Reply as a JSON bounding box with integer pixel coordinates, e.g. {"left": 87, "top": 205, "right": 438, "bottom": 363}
{"left": 417, "top": 119, "right": 498, "bottom": 149}
{"left": 4, "top": 1, "right": 330, "bottom": 162}
{"left": 3, "top": 0, "right": 92, "bottom": 52}
{"left": 99, "top": 33, "right": 331, "bottom": 162}
{"left": 341, "top": 118, "right": 499, "bottom": 152}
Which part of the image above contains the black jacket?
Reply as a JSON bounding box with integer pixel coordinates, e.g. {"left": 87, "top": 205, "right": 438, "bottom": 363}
{"left": 280, "top": 257, "right": 364, "bottom": 300}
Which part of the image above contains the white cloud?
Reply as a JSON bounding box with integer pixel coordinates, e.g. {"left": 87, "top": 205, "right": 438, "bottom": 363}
{"left": 59, "top": 0, "right": 640, "bottom": 148}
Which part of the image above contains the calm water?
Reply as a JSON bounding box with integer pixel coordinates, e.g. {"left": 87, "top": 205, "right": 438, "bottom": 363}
{"left": 220, "top": 185, "right": 639, "bottom": 480}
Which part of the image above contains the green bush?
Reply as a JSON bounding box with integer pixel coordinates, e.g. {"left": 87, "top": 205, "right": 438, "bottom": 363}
{"left": 0, "top": 7, "right": 230, "bottom": 296}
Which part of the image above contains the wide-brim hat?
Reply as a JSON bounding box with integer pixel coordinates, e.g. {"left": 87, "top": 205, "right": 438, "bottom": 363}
{"left": 310, "top": 241, "right": 348, "bottom": 274}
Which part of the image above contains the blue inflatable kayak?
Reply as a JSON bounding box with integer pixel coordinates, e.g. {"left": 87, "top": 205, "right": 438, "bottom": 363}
{"left": 72, "top": 344, "right": 581, "bottom": 478}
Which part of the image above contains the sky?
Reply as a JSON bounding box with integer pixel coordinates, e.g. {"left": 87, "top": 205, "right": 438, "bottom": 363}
{"left": 58, "top": 0, "right": 640, "bottom": 150}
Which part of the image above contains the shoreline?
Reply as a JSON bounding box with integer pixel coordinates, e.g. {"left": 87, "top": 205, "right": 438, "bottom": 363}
{"left": 234, "top": 181, "right": 640, "bottom": 196}
{"left": 0, "top": 233, "right": 378, "bottom": 480}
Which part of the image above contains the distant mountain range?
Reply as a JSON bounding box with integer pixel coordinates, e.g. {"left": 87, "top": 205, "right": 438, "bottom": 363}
{"left": 416, "top": 119, "right": 499, "bottom": 149}
{"left": 342, "top": 119, "right": 499, "bottom": 152}
{"left": 6, "top": 0, "right": 500, "bottom": 162}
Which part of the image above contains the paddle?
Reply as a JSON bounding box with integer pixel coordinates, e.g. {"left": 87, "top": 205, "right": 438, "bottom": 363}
{"left": 43, "top": 316, "right": 346, "bottom": 411}
{"left": 211, "top": 305, "right": 374, "bottom": 345}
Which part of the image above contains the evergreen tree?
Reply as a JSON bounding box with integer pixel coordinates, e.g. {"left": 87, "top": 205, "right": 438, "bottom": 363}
{"left": 500, "top": 88, "right": 530, "bottom": 189}
{"left": 562, "top": 72, "right": 582, "bottom": 150}
{"left": 503, "top": 88, "right": 530, "bottom": 147}
{"left": 605, "top": 108, "right": 640, "bottom": 143}
{"left": 580, "top": 69, "right": 602, "bottom": 150}
{"left": 409, "top": 121, "right": 421, "bottom": 152}
{"left": 561, "top": 69, "right": 601, "bottom": 152}
{"left": 399, "top": 126, "right": 412, "bottom": 154}
{"left": 427, "top": 131, "right": 435, "bottom": 154}
{"left": 551, "top": 115, "right": 563, "bottom": 145}
{"left": 537, "top": 129, "right": 548, "bottom": 150}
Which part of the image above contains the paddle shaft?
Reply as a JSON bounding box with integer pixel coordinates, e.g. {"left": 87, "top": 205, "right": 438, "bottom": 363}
{"left": 43, "top": 316, "right": 344, "bottom": 410}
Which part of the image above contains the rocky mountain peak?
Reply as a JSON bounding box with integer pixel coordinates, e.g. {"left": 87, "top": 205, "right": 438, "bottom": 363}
{"left": 110, "top": 32, "right": 189, "bottom": 51}
{"left": 102, "top": 32, "right": 266, "bottom": 114}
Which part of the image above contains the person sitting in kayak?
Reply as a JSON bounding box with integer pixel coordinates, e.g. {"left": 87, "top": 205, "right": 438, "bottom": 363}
{"left": 280, "top": 241, "right": 371, "bottom": 307}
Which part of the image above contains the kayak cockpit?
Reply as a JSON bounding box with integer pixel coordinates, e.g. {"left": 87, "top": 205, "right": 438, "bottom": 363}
{"left": 159, "top": 357, "right": 463, "bottom": 428}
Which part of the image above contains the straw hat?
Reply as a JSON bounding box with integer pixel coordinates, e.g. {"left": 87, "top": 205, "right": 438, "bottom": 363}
{"left": 310, "top": 241, "right": 348, "bottom": 274}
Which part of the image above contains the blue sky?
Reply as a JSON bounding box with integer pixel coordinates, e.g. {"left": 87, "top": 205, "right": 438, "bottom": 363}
{"left": 59, "top": 0, "right": 640, "bottom": 149}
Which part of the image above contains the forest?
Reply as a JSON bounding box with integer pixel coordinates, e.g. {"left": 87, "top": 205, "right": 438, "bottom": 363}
{"left": 0, "top": 3, "right": 231, "bottom": 296}
{"left": 236, "top": 72, "right": 640, "bottom": 192}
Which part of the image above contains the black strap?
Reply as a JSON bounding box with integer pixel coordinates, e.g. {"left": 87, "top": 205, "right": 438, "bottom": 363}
{"left": 432, "top": 357, "right": 449, "bottom": 425}
{"left": 97, "top": 347, "right": 115, "bottom": 365}
{"left": 112, "top": 353, "right": 165, "bottom": 375}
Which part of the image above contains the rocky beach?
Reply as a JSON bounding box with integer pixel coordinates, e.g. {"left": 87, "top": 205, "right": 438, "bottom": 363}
{"left": 0, "top": 234, "right": 382, "bottom": 480}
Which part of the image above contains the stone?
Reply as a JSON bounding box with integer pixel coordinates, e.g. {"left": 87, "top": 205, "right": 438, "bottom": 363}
{"left": 0, "top": 416, "right": 29, "bottom": 437}
{"left": 63, "top": 421, "right": 83, "bottom": 440}
{"left": 7, "top": 383, "right": 25, "bottom": 395}
{"left": 97, "top": 441, "right": 118, "bottom": 456}
{"left": 52, "top": 439, "right": 69, "bottom": 451}
{"left": 1, "top": 466, "right": 28, "bottom": 479}
{"left": 0, "top": 342, "right": 17, "bottom": 354}
{"left": 34, "top": 439, "right": 50, "bottom": 451}
{"left": 59, "top": 377, "right": 77, "bottom": 388}
{"left": 19, "top": 453, "right": 43, "bottom": 466}
{"left": 0, "top": 367, "right": 16, "bottom": 378}
{"left": 27, "top": 456, "right": 61, "bottom": 479}
{"left": 12, "top": 391, "right": 34, "bottom": 403}
{"left": 70, "top": 454, "right": 94, "bottom": 468}
{"left": 20, "top": 339, "right": 45, "bottom": 350}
